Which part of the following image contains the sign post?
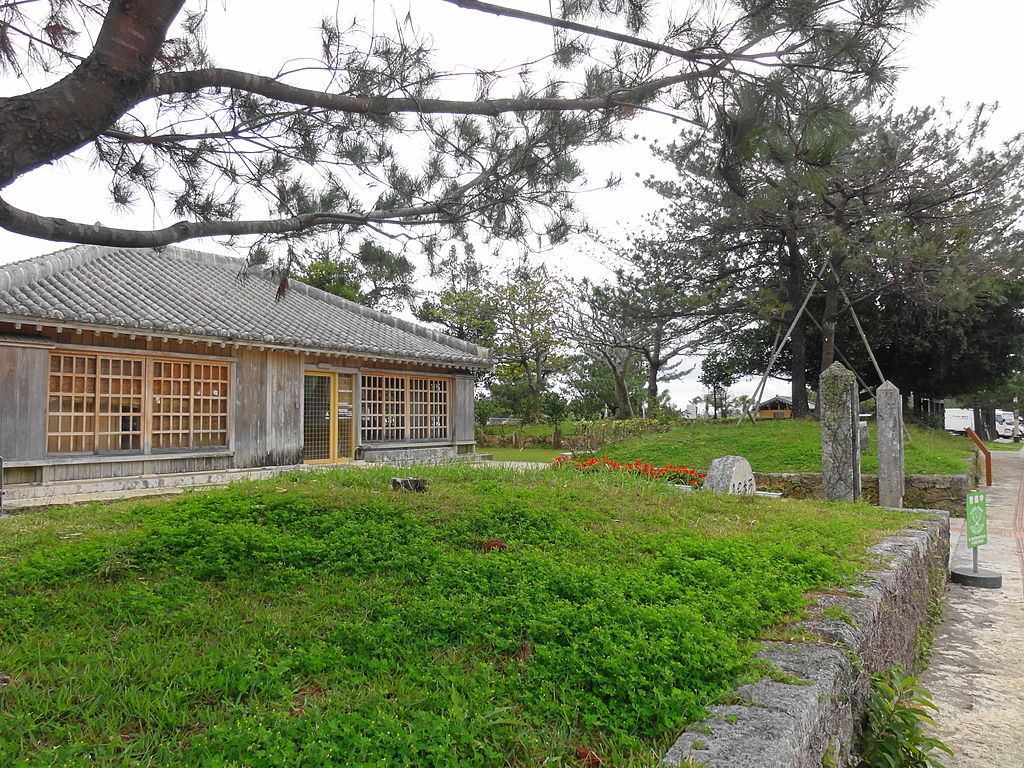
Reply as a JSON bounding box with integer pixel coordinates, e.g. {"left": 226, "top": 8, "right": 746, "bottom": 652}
{"left": 952, "top": 490, "right": 1002, "bottom": 588}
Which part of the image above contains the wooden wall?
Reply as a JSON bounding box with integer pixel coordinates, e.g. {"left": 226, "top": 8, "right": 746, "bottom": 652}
{"left": 0, "top": 318, "right": 480, "bottom": 480}
{"left": 452, "top": 376, "right": 476, "bottom": 442}
{"left": 232, "top": 348, "right": 304, "bottom": 468}
{"left": 0, "top": 344, "right": 48, "bottom": 460}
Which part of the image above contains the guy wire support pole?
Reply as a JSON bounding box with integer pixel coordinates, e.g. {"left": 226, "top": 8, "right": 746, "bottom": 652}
{"left": 806, "top": 314, "right": 875, "bottom": 398}
{"left": 742, "top": 258, "right": 830, "bottom": 425}
{"left": 833, "top": 270, "right": 885, "bottom": 386}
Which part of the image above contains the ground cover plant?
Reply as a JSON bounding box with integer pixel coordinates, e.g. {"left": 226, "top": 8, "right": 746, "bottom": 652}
{"left": 599, "top": 420, "right": 977, "bottom": 475}
{"left": 486, "top": 446, "right": 565, "bottom": 463}
{"left": 0, "top": 465, "right": 915, "bottom": 767}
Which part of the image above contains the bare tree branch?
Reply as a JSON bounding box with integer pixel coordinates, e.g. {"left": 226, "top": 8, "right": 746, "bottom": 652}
{"left": 0, "top": 156, "right": 502, "bottom": 246}
{"left": 439, "top": 0, "right": 774, "bottom": 64}
{"left": 146, "top": 67, "right": 724, "bottom": 115}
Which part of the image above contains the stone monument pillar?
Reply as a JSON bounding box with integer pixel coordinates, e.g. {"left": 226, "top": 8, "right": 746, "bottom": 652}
{"left": 876, "top": 380, "right": 905, "bottom": 508}
{"left": 820, "top": 362, "right": 861, "bottom": 501}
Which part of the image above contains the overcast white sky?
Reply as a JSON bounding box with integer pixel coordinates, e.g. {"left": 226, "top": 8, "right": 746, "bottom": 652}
{"left": 0, "top": 1, "right": 1020, "bottom": 410}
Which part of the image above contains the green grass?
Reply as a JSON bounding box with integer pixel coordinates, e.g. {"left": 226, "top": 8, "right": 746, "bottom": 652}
{"left": 597, "top": 419, "right": 977, "bottom": 475}
{"left": 0, "top": 465, "right": 913, "bottom": 768}
{"left": 985, "top": 440, "right": 1023, "bottom": 452}
{"left": 486, "top": 446, "right": 564, "bottom": 463}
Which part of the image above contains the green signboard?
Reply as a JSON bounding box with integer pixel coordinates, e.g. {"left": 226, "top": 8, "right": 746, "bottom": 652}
{"left": 966, "top": 490, "right": 988, "bottom": 548}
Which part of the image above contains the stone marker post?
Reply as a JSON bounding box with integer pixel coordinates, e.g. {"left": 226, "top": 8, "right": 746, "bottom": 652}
{"left": 876, "top": 380, "right": 905, "bottom": 508}
{"left": 820, "top": 362, "right": 861, "bottom": 501}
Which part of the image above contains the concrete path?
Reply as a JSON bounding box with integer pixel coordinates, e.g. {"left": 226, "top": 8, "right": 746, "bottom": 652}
{"left": 920, "top": 449, "right": 1024, "bottom": 767}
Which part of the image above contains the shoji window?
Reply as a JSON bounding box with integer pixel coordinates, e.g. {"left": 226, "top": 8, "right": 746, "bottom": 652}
{"left": 360, "top": 374, "right": 448, "bottom": 443}
{"left": 46, "top": 352, "right": 229, "bottom": 454}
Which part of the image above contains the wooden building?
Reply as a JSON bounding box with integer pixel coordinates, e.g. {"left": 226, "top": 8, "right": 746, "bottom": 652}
{"left": 755, "top": 395, "right": 817, "bottom": 419}
{"left": 0, "top": 246, "right": 490, "bottom": 494}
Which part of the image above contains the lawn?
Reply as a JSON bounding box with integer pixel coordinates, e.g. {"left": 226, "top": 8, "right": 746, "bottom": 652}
{"left": 597, "top": 419, "right": 978, "bottom": 475}
{"left": 0, "top": 465, "right": 914, "bottom": 768}
{"left": 486, "top": 446, "right": 565, "bottom": 463}
{"left": 985, "top": 440, "right": 1023, "bottom": 452}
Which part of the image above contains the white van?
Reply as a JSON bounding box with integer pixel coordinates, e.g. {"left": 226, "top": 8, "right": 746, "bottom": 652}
{"left": 945, "top": 407, "right": 1020, "bottom": 438}
{"left": 995, "top": 410, "right": 1020, "bottom": 439}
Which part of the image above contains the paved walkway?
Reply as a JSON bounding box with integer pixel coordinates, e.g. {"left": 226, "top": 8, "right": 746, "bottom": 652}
{"left": 920, "top": 449, "right": 1024, "bottom": 767}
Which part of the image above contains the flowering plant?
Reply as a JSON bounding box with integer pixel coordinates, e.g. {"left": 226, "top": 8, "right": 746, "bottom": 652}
{"left": 550, "top": 455, "right": 706, "bottom": 488}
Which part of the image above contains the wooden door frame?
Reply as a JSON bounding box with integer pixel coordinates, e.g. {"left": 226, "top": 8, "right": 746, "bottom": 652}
{"left": 303, "top": 371, "right": 355, "bottom": 464}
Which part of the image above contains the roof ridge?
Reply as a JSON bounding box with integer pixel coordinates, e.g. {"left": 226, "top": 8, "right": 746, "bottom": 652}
{"left": 0, "top": 244, "right": 112, "bottom": 293}
{"left": 283, "top": 276, "right": 490, "bottom": 360}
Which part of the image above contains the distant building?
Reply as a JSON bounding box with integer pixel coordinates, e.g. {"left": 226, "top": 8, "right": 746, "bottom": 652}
{"left": 756, "top": 395, "right": 814, "bottom": 419}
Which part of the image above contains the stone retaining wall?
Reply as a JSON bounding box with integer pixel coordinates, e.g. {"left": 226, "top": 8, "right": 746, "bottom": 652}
{"left": 663, "top": 510, "right": 949, "bottom": 768}
{"left": 755, "top": 472, "right": 970, "bottom": 515}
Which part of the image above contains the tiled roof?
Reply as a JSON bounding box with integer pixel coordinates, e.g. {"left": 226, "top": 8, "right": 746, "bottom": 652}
{"left": 0, "top": 245, "right": 489, "bottom": 367}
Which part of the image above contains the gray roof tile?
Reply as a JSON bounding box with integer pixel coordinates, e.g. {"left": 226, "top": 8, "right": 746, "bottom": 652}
{"left": 0, "top": 245, "right": 490, "bottom": 367}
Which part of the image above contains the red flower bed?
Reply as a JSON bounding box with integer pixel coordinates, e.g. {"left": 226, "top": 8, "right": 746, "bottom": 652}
{"left": 550, "top": 455, "right": 706, "bottom": 487}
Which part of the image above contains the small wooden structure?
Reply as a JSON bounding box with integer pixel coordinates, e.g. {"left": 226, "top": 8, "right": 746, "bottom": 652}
{"left": 756, "top": 395, "right": 815, "bottom": 420}
{"left": 756, "top": 395, "right": 794, "bottom": 419}
{"left": 0, "top": 246, "right": 490, "bottom": 496}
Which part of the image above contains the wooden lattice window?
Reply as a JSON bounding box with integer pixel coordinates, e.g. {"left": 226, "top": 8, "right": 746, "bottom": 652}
{"left": 409, "top": 378, "right": 448, "bottom": 440}
{"left": 46, "top": 352, "right": 230, "bottom": 454}
{"left": 47, "top": 354, "right": 97, "bottom": 453}
{"left": 97, "top": 357, "right": 144, "bottom": 451}
{"left": 152, "top": 360, "right": 230, "bottom": 450}
{"left": 360, "top": 374, "right": 406, "bottom": 442}
{"left": 191, "top": 363, "right": 231, "bottom": 448}
{"left": 360, "top": 374, "right": 448, "bottom": 443}
{"left": 152, "top": 360, "right": 193, "bottom": 449}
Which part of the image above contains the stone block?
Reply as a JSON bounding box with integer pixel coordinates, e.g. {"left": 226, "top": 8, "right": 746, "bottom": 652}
{"left": 703, "top": 456, "right": 756, "bottom": 494}
{"left": 391, "top": 477, "right": 428, "bottom": 492}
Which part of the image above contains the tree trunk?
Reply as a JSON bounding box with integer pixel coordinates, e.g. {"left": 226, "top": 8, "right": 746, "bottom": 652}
{"left": 820, "top": 272, "right": 841, "bottom": 371}
{"left": 611, "top": 367, "right": 634, "bottom": 419}
{"left": 529, "top": 387, "right": 541, "bottom": 422}
{"left": 646, "top": 328, "right": 663, "bottom": 408}
{"left": 529, "top": 353, "right": 544, "bottom": 422}
{"left": 785, "top": 234, "right": 810, "bottom": 417}
{"left": 0, "top": 1, "right": 185, "bottom": 188}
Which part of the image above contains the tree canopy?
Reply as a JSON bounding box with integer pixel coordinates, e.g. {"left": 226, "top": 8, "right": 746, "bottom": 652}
{"left": 0, "top": 0, "right": 925, "bottom": 259}
{"left": 640, "top": 95, "right": 1024, "bottom": 411}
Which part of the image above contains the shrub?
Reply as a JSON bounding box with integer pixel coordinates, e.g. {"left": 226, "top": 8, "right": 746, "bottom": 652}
{"left": 858, "top": 669, "right": 953, "bottom": 768}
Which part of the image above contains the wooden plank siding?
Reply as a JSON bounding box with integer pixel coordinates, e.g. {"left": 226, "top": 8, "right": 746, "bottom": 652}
{"left": 452, "top": 376, "right": 476, "bottom": 443}
{"left": 231, "top": 347, "right": 269, "bottom": 466}
{"left": 232, "top": 348, "right": 303, "bottom": 468}
{"left": 49, "top": 455, "right": 235, "bottom": 482}
{"left": 0, "top": 344, "right": 49, "bottom": 460}
{"left": 268, "top": 351, "right": 303, "bottom": 465}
